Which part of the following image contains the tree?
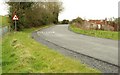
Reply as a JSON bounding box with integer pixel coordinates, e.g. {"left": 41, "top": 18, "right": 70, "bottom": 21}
{"left": 7, "top": 2, "right": 34, "bottom": 30}
{"left": 114, "top": 17, "right": 120, "bottom": 31}
{"left": 7, "top": 1, "right": 63, "bottom": 31}
{"left": 46, "top": 1, "right": 63, "bottom": 24}
{"left": 71, "top": 17, "right": 83, "bottom": 24}
{"left": 61, "top": 19, "right": 69, "bottom": 24}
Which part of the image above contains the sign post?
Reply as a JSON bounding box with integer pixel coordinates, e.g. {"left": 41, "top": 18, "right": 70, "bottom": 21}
{"left": 15, "top": 20, "right": 16, "bottom": 31}
{"left": 12, "top": 14, "right": 18, "bottom": 31}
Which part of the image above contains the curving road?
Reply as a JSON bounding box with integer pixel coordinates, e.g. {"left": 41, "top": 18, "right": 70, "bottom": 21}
{"left": 37, "top": 24, "right": 118, "bottom": 66}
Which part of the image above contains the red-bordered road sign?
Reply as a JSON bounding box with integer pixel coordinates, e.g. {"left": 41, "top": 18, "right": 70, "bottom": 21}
{"left": 12, "top": 14, "right": 18, "bottom": 20}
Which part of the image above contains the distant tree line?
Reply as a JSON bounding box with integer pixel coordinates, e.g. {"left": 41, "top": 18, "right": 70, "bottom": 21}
{"left": 7, "top": 1, "right": 63, "bottom": 31}
{"left": 60, "top": 17, "right": 83, "bottom": 24}
{"left": 61, "top": 19, "right": 69, "bottom": 24}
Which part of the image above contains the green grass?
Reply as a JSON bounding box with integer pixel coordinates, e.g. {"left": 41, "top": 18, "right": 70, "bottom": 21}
{"left": 69, "top": 24, "right": 119, "bottom": 40}
{"left": 2, "top": 25, "right": 100, "bottom": 73}
{"left": 0, "top": 38, "right": 2, "bottom": 74}
{"left": 0, "top": 15, "right": 10, "bottom": 27}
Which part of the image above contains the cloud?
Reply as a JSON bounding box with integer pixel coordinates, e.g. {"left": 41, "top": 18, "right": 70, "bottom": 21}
{"left": 59, "top": 0, "right": 119, "bottom": 21}
{"left": 0, "top": 1, "right": 9, "bottom": 16}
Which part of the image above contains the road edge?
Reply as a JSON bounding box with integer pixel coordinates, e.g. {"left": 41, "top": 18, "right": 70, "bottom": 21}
{"left": 31, "top": 25, "right": 119, "bottom": 73}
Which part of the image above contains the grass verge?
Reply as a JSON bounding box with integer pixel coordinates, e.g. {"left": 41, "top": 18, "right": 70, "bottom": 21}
{"left": 69, "top": 24, "right": 119, "bottom": 40}
{"left": 2, "top": 25, "right": 100, "bottom": 73}
{"left": 0, "top": 38, "right": 2, "bottom": 74}
{"left": 0, "top": 16, "right": 10, "bottom": 27}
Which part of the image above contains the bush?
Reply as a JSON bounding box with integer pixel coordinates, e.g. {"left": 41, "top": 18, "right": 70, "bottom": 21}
{"left": 71, "top": 17, "right": 83, "bottom": 25}
{"left": 61, "top": 19, "right": 69, "bottom": 24}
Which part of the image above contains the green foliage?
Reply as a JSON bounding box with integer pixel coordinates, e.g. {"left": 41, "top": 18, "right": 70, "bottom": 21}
{"left": 61, "top": 19, "right": 69, "bottom": 24}
{"left": 7, "top": 2, "right": 63, "bottom": 31}
{"left": 114, "top": 17, "right": 120, "bottom": 31}
{"left": 0, "top": 38, "right": 1, "bottom": 75}
{"left": 2, "top": 25, "right": 100, "bottom": 73}
{"left": 70, "top": 24, "right": 119, "bottom": 40}
{"left": 114, "top": 17, "right": 120, "bottom": 25}
{"left": 71, "top": 17, "right": 83, "bottom": 24}
{"left": 0, "top": 16, "right": 10, "bottom": 26}
{"left": 118, "top": 17, "right": 120, "bottom": 25}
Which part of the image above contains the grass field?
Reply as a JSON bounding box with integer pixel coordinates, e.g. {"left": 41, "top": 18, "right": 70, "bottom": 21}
{"left": 69, "top": 24, "right": 119, "bottom": 40}
{"left": 0, "top": 16, "right": 10, "bottom": 27}
{"left": 2, "top": 25, "right": 100, "bottom": 73}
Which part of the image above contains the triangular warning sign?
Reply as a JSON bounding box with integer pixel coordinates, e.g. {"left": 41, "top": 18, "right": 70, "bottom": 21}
{"left": 12, "top": 15, "right": 18, "bottom": 20}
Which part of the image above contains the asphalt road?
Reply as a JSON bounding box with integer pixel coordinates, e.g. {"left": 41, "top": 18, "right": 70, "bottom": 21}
{"left": 37, "top": 24, "right": 118, "bottom": 66}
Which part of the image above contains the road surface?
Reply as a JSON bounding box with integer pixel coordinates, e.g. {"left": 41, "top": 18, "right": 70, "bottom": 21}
{"left": 37, "top": 24, "right": 118, "bottom": 66}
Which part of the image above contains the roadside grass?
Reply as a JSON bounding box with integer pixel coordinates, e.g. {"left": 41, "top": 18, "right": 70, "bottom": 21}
{"left": 0, "top": 16, "right": 10, "bottom": 27}
{"left": 2, "top": 25, "right": 100, "bottom": 73}
{"left": 0, "top": 38, "right": 2, "bottom": 74}
{"left": 69, "top": 24, "right": 119, "bottom": 40}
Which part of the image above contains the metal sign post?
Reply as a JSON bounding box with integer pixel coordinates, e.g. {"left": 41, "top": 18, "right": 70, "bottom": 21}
{"left": 15, "top": 20, "right": 17, "bottom": 31}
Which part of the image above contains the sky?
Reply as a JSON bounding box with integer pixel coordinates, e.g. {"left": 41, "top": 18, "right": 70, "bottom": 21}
{"left": 59, "top": 0, "right": 119, "bottom": 21}
{"left": 0, "top": 0, "right": 119, "bottom": 21}
{"left": 0, "top": 0, "right": 9, "bottom": 16}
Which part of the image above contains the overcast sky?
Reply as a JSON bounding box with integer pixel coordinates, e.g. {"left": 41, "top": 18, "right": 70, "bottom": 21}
{"left": 59, "top": 0, "right": 119, "bottom": 21}
{"left": 0, "top": 0, "right": 119, "bottom": 21}
{"left": 0, "top": 0, "right": 9, "bottom": 16}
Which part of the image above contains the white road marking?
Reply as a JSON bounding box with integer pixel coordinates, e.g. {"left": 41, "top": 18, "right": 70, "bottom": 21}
{"left": 37, "top": 31, "right": 55, "bottom": 35}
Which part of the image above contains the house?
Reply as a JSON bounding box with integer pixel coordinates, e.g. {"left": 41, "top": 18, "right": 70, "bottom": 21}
{"left": 88, "top": 20, "right": 104, "bottom": 30}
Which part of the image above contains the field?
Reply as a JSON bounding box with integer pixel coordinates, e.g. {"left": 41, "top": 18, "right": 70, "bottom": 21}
{"left": 2, "top": 25, "right": 100, "bottom": 73}
{"left": 0, "top": 16, "right": 10, "bottom": 27}
{"left": 69, "top": 24, "right": 119, "bottom": 40}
